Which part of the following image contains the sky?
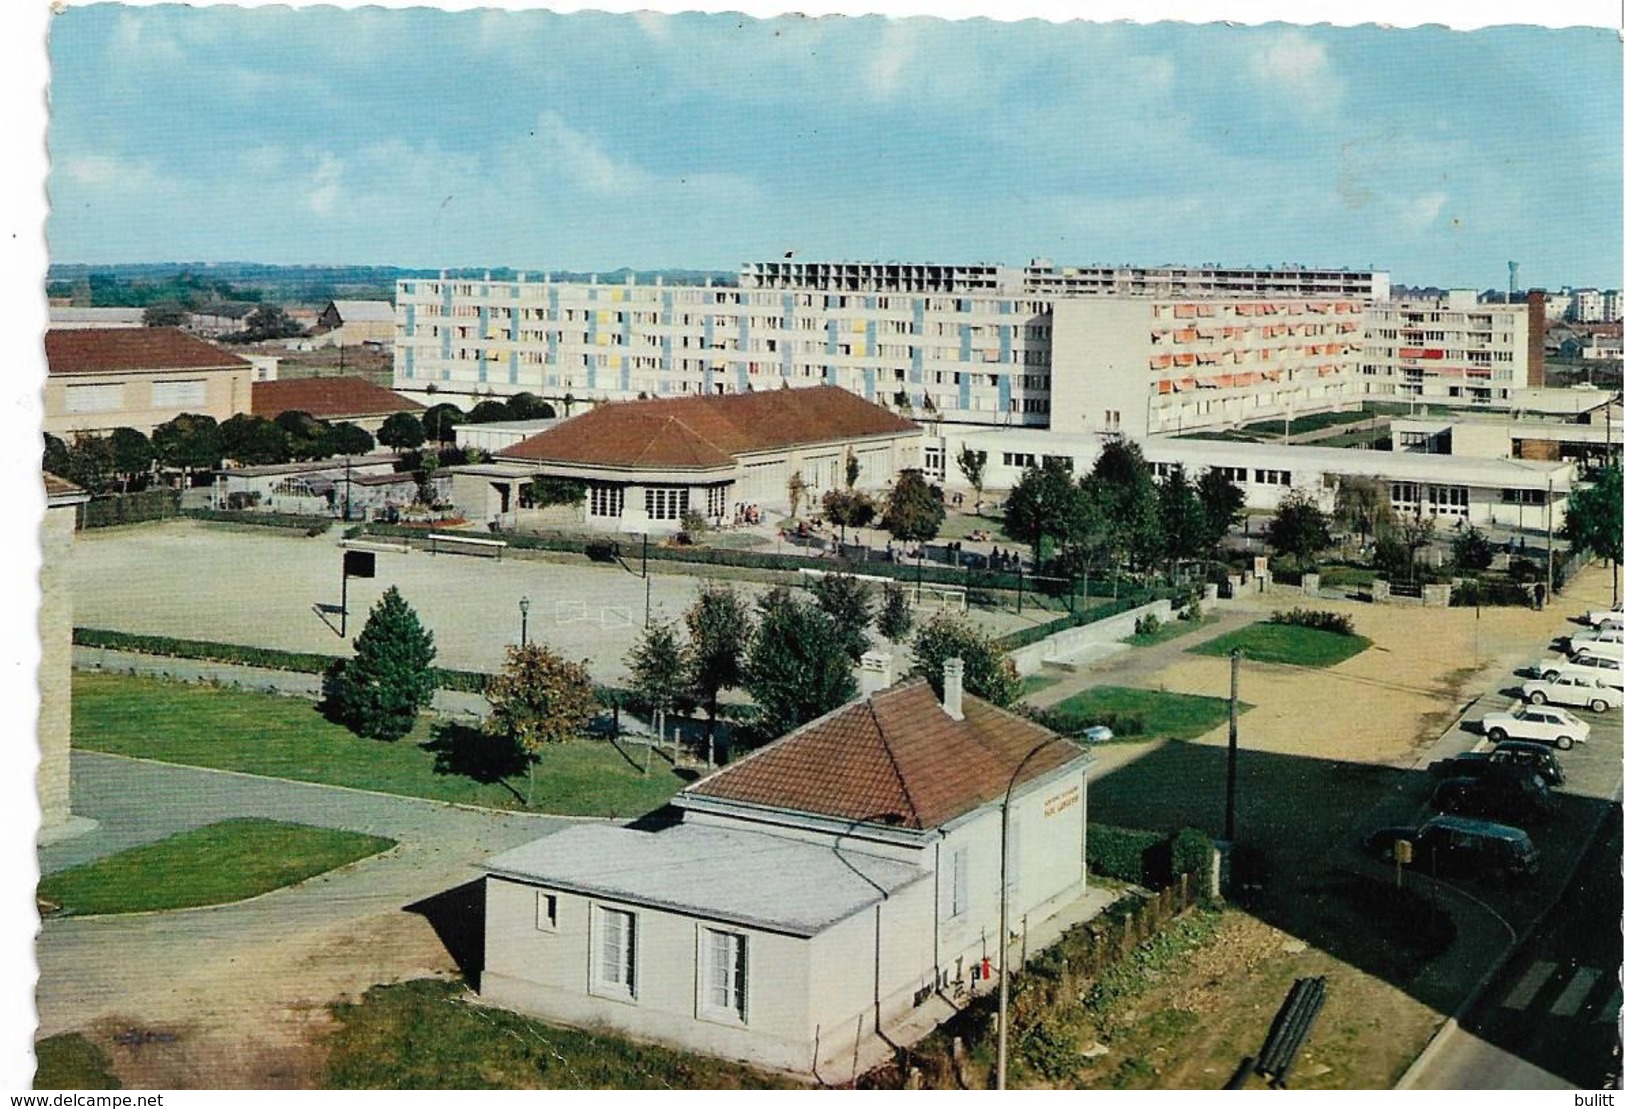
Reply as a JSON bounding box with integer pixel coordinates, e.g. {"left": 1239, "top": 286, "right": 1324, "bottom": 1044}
{"left": 42, "top": 3, "right": 1625, "bottom": 292}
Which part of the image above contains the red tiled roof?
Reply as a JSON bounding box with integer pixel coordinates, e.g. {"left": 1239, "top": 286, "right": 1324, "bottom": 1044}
{"left": 43, "top": 473, "right": 82, "bottom": 498}
{"left": 45, "top": 328, "right": 249, "bottom": 375}
{"left": 500, "top": 386, "right": 918, "bottom": 470}
{"left": 683, "top": 679, "right": 1082, "bottom": 830}
{"left": 252, "top": 377, "right": 425, "bottom": 421}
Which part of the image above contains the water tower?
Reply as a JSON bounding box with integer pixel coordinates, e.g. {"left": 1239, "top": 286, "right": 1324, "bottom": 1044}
{"left": 1508, "top": 261, "right": 1520, "bottom": 298}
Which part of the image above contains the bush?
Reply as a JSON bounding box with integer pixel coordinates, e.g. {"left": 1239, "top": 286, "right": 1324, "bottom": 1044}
{"left": 1181, "top": 600, "right": 1203, "bottom": 622}
{"left": 1168, "top": 826, "right": 1215, "bottom": 885}
{"left": 1451, "top": 577, "right": 1534, "bottom": 608}
{"left": 79, "top": 489, "right": 182, "bottom": 529}
{"left": 585, "top": 540, "right": 619, "bottom": 563}
{"left": 1134, "top": 612, "right": 1162, "bottom": 637}
{"left": 1018, "top": 1021, "right": 1087, "bottom": 1082}
{"left": 1268, "top": 607, "right": 1356, "bottom": 636}
{"left": 1086, "top": 824, "right": 1164, "bottom": 885}
{"left": 680, "top": 509, "right": 709, "bottom": 535}
{"left": 1021, "top": 704, "right": 1145, "bottom": 740}
{"left": 184, "top": 508, "right": 332, "bottom": 534}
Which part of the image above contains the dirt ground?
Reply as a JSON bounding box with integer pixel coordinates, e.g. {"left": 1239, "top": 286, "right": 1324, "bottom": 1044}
{"left": 1134, "top": 563, "right": 1616, "bottom": 765}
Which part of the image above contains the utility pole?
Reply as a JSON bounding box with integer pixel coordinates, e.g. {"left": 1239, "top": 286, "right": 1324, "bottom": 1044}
{"left": 1225, "top": 647, "right": 1240, "bottom": 842}
{"left": 1546, "top": 475, "right": 1555, "bottom": 604}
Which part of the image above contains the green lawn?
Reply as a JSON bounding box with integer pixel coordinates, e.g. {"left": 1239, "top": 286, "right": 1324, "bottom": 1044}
{"left": 1017, "top": 672, "right": 1062, "bottom": 699}
{"left": 324, "top": 979, "right": 801, "bottom": 1090}
{"left": 1240, "top": 408, "right": 1372, "bottom": 437}
{"left": 936, "top": 511, "right": 1013, "bottom": 542}
{"left": 34, "top": 1033, "right": 119, "bottom": 1090}
{"left": 1044, "top": 685, "right": 1241, "bottom": 742}
{"left": 73, "top": 673, "right": 689, "bottom": 817}
{"left": 1125, "top": 613, "right": 1218, "bottom": 648}
{"left": 1190, "top": 623, "right": 1372, "bottom": 667}
{"left": 38, "top": 819, "right": 395, "bottom": 916}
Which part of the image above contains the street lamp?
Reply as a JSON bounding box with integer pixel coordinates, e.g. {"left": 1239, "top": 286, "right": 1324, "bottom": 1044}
{"left": 997, "top": 733, "right": 1076, "bottom": 1090}
{"left": 519, "top": 595, "right": 531, "bottom": 647}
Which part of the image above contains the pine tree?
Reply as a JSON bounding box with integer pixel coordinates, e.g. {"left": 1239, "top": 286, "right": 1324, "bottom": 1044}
{"left": 335, "top": 586, "right": 437, "bottom": 742}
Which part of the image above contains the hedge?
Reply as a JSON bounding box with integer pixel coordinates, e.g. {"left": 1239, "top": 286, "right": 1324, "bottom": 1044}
{"left": 1087, "top": 823, "right": 1214, "bottom": 890}
{"left": 79, "top": 490, "right": 181, "bottom": 529}
{"left": 72, "top": 628, "right": 489, "bottom": 693}
{"left": 1451, "top": 577, "right": 1535, "bottom": 608}
{"left": 182, "top": 508, "right": 333, "bottom": 535}
{"left": 1267, "top": 607, "right": 1357, "bottom": 636}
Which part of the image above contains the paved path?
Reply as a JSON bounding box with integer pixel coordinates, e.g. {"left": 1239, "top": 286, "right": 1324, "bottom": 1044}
{"left": 36, "top": 752, "right": 575, "bottom": 1038}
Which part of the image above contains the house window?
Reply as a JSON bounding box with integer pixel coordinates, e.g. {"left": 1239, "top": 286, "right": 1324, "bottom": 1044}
{"left": 646, "top": 487, "right": 689, "bottom": 521}
{"left": 536, "top": 891, "right": 558, "bottom": 931}
{"left": 949, "top": 846, "right": 969, "bottom": 919}
{"left": 592, "top": 906, "right": 637, "bottom": 1000}
{"left": 700, "top": 928, "right": 749, "bottom": 1023}
{"left": 63, "top": 383, "right": 125, "bottom": 414}
{"left": 705, "top": 485, "right": 728, "bottom": 519}
{"left": 151, "top": 379, "right": 207, "bottom": 408}
{"left": 589, "top": 484, "right": 625, "bottom": 518}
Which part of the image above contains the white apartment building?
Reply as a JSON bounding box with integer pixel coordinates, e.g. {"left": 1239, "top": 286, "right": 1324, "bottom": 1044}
{"left": 394, "top": 261, "right": 1389, "bottom": 437}
{"left": 1359, "top": 291, "right": 1535, "bottom": 407}
{"left": 1566, "top": 287, "right": 1622, "bottom": 323}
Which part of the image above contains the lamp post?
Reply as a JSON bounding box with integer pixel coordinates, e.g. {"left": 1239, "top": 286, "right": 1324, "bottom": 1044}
{"left": 519, "top": 595, "right": 531, "bottom": 648}
{"left": 997, "top": 734, "right": 1074, "bottom": 1091}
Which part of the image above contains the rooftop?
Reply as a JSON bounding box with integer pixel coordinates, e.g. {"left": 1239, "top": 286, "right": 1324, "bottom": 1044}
{"left": 252, "top": 377, "right": 425, "bottom": 421}
{"left": 327, "top": 300, "right": 396, "bottom": 323}
{"left": 682, "top": 678, "right": 1083, "bottom": 831}
{"left": 484, "top": 822, "right": 928, "bottom": 938}
{"left": 46, "top": 328, "right": 249, "bottom": 375}
{"left": 500, "top": 386, "right": 918, "bottom": 471}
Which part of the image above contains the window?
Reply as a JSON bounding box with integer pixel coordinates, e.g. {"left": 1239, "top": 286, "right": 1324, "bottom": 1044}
{"left": 646, "top": 487, "right": 689, "bottom": 521}
{"left": 705, "top": 485, "right": 728, "bottom": 519}
{"left": 151, "top": 379, "right": 207, "bottom": 408}
{"left": 947, "top": 846, "right": 969, "bottom": 919}
{"left": 699, "top": 928, "right": 748, "bottom": 1023}
{"left": 536, "top": 891, "right": 558, "bottom": 931}
{"left": 589, "top": 484, "right": 625, "bottom": 518}
{"left": 1002, "top": 452, "right": 1036, "bottom": 468}
{"left": 593, "top": 906, "right": 637, "bottom": 1000}
{"left": 63, "top": 383, "right": 125, "bottom": 414}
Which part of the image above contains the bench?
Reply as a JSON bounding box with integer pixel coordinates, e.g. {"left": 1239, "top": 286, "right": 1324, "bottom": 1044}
{"left": 425, "top": 533, "right": 508, "bottom": 559}
{"left": 340, "top": 537, "right": 410, "bottom": 555}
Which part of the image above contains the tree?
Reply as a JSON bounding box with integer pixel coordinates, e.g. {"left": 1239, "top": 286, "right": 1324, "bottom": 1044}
{"left": 65, "top": 433, "right": 115, "bottom": 493}
{"left": 422, "top": 403, "right": 467, "bottom": 444}
{"left": 743, "top": 588, "right": 858, "bottom": 741}
{"left": 626, "top": 620, "right": 689, "bottom": 751}
{"left": 910, "top": 611, "right": 1020, "bottom": 708}
{"left": 469, "top": 400, "right": 514, "bottom": 424}
{"left": 43, "top": 433, "right": 71, "bottom": 478}
{"left": 1264, "top": 488, "right": 1333, "bottom": 568}
{"left": 1194, "top": 466, "right": 1246, "bottom": 554}
{"left": 219, "top": 414, "right": 290, "bottom": 466}
{"left": 275, "top": 410, "right": 331, "bottom": 460}
{"left": 820, "top": 488, "right": 876, "bottom": 543}
{"left": 107, "top": 427, "right": 154, "bottom": 492}
{"left": 1564, "top": 464, "right": 1623, "bottom": 604}
{"left": 1157, "top": 464, "right": 1208, "bottom": 566}
{"left": 377, "top": 411, "right": 426, "bottom": 452}
{"left": 787, "top": 470, "right": 808, "bottom": 518}
{"left": 1004, "top": 458, "right": 1081, "bottom": 566}
{"left": 333, "top": 586, "right": 438, "bottom": 743}
{"left": 508, "top": 392, "right": 555, "bottom": 420}
{"left": 809, "top": 573, "right": 876, "bottom": 661}
{"left": 877, "top": 582, "right": 914, "bottom": 643}
{"left": 238, "top": 303, "right": 303, "bottom": 342}
{"left": 1383, "top": 510, "right": 1437, "bottom": 584}
{"left": 844, "top": 448, "right": 861, "bottom": 491}
{"left": 956, "top": 445, "right": 988, "bottom": 514}
{"left": 142, "top": 302, "right": 189, "bottom": 328}
{"left": 684, "top": 582, "right": 752, "bottom": 763}
{"left": 882, "top": 469, "right": 945, "bottom": 544}
{"left": 484, "top": 642, "right": 598, "bottom": 806}
{"left": 328, "top": 422, "right": 375, "bottom": 456}
{"left": 1087, "top": 440, "right": 1164, "bottom": 571}
{"left": 1451, "top": 524, "right": 1496, "bottom": 573}
{"left": 151, "top": 413, "right": 223, "bottom": 481}
{"left": 1333, "top": 476, "right": 1391, "bottom": 547}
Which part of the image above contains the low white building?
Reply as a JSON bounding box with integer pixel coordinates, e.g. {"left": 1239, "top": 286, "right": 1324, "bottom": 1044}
{"left": 480, "top": 662, "right": 1092, "bottom": 1078}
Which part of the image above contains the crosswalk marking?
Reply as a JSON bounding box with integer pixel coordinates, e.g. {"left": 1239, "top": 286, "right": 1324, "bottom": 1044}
{"left": 1504, "top": 960, "right": 1557, "bottom": 1011}
{"left": 1551, "top": 967, "right": 1603, "bottom": 1017}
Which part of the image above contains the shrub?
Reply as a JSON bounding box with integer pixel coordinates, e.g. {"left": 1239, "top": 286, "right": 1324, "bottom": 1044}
{"left": 1018, "top": 1021, "right": 1087, "bottom": 1082}
{"left": 585, "top": 540, "right": 619, "bottom": 563}
{"left": 680, "top": 508, "right": 709, "bottom": 535}
{"left": 1134, "top": 612, "right": 1162, "bottom": 637}
{"left": 1268, "top": 607, "right": 1356, "bottom": 637}
{"left": 1181, "top": 599, "right": 1203, "bottom": 622}
{"left": 1168, "top": 826, "right": 1215, "bottom": 885}
{"left": 1086, "top": 824, "right": 1164, "bottom": 885}
{"left": 1451, "top": 577, "right": 1534, "bottom": 608}
{"left": 527, "top": 476, "right": 587, "bottom": 509}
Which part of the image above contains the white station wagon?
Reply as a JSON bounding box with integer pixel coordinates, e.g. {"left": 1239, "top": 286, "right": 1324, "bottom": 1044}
{"left": 1569, "top": 625, "right": 1625, "bottom": 651}
{"left": 1481, "top": 704, "right": 1592, "bottom": 750}
{"left": 1521, "top": 673, "right": 1623, "bottom": 713}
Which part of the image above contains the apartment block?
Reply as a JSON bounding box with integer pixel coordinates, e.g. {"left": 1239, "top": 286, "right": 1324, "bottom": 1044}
{"left": 1359, "top": 291, "right": 1536, "bottom": 407}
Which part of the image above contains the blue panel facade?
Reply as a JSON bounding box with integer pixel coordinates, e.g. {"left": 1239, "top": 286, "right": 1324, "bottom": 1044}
{"left": 403, "top": 347, "right": 414, "bottom": 379}
{"left": 478, "top": 306, "right": 489, "bottom": 340}
{"left": 440, "top": 284, "right": 453, "bottom": 361}
{"left": 826, "top": 319, "right": 839, "bottom": 356}
{"left": 509, "top": 351, "right": 519, "bottom": 385}
{"left": 403, "top": 304, "right": 415, "bottom": 337}
{"left": 863, "top": 367, "right": 876, "bottom": 400}
{"left": 999, "top": 323, "right": 1011, "bottom": 365}
{"left": 998, "top": 373, "right": 1012, "bottom": 412}
{"left": 960, "top": 324, "right": 973, "bottom": 362}
{"left": 958, "top": 371, "right": 971, "bottom": 411}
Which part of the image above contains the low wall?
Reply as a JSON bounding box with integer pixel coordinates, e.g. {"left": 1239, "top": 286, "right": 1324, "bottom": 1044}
{"left": 1007, "top": 598, "right": 1175, "bottom": 676}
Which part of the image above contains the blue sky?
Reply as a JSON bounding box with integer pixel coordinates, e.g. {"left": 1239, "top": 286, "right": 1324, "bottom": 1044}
{"left": 42, "top": 5, "right": 1625, "bottom": 290}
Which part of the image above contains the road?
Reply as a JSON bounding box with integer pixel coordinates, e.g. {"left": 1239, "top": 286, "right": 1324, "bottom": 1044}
{"left": 1404, "top": 813, "right": 1622, "bottom": 1090}
{"left": 36, "top": 752, "right": 576, "bottom": 1041}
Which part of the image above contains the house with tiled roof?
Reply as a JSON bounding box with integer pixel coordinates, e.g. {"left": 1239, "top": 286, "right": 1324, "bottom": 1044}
{"left": 251, "top": 376, "right": 424, "bottom": 433}
{"left": 314, "top": 300, "right": 397, "bottom": 347}
{"left": 448, "top": 386, "right": 922, "bottom": 531}
{"left": 45, "top": 328, "right": 253, "bottom": 437}
{"left": 480, "top": 657, "right": 1093, "bottom": 1077}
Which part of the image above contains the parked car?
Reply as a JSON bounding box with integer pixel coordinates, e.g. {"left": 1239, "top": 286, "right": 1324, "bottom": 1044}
{"left": 1431, "top": 741, "right": 1566, "bottom": 787}
{"left": 1584, "top": 603, "right": 1624, "bottom": 629}
{"left": 1533, "top": 654, "right": 1624, "bottom": 692}
{"left": 1364, "top": 815, "right": 1540, "bottom": 881}
{"left": 1571, "top": 640, "right": 1625, "bottom": 664}
{"left": 1481, "top": 703, "right": 1591, "bottom": 749}
{"left": 1568, "top": 625, "right": 1624, "bottom": 651}
{"left": 1430, "top": 767, "right": 1555, "bottom": 824}
{"left": 1521, "top": 672, "right": 1624, "bottom": 713}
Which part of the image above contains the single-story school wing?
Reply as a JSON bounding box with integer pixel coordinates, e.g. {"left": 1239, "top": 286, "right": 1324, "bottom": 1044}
{"left": 479, "top": 658, "right": 1092, "bottom": 1077}
{"left": 446, "top": 385, "right": 923, "bottom": 533}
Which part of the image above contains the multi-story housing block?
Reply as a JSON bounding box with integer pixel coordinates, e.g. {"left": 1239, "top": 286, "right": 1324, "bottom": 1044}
{"left": 1358, "top": 290, "right": 1537, "bottom": 406}
{"left": 394, "top": 260, "right": 1390, "bottom": 435}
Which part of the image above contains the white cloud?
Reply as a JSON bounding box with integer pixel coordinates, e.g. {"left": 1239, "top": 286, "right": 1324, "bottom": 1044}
{"left": 58, "top": 153, "right": 164, "bottom": 192}
{"left": 110, "top": 12, "right": 184, "bottom": 68}
{"left": 1398, "top": 190, "right": 1449, "bottom": 234}
{"left": 306, "top": 154, "right": 344, "bottom": 216}
{"left": 532, "top": 111, "right": 652, "bottom": 197}
{"left": 1248, "top": 29, "right": 1344, "bottom": 112}
{"left": 634, "top": 12, "right": 673, "bottom": 42}
{"left": 867, "top": 20, "right": 918, "bottom": 98}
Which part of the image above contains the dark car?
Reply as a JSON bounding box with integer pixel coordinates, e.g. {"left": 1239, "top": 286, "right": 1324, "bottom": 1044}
{"left": 1431, "top": 743, "right": 1566, "bottom": 788}
{"left": 1364, "top": 815, "right": 1541, "bottom": 881}
{"left": 1430, "top": 767, "right": 1554, "bottom": 824}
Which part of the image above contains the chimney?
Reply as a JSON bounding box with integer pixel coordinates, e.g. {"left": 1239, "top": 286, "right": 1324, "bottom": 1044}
{"left": 858, "top": 651, "right": 893, "bottom": 698}
{"left": 941, "top": 658, "right": 965, "bottom": 721}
